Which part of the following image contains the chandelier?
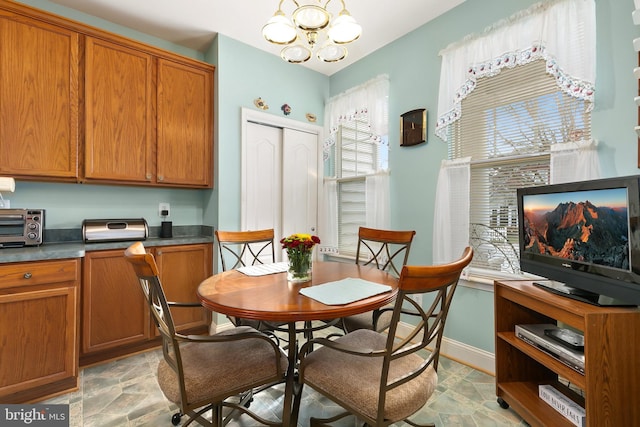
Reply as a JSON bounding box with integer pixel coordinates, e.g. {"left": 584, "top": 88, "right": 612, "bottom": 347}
{"left": 262, "top": 0, "right": 362, "bottom": 63}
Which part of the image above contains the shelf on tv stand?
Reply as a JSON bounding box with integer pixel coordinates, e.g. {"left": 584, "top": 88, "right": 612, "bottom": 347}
{"left": 494, "top": 279, "right": 640, "bottom": 427}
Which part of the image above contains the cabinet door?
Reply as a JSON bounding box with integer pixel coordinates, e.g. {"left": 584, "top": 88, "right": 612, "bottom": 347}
{"left": 0, "top": 286, "right": 78, "bottom": 400}
{"left": 157, "top": 59, "right": 213, "bottom": 187}
{"left": 0, "top": 259, "right": 79, "bottom": 402}
{"left": 155, "top": 243, "right": 212, "bottom": 332}
{"left": 0, "top": 12, "right": 79, "bottom": 179}
{"left": 84, "top": 37, "right": 154, "bottom": 183}
{"left": 82, "top": 249, "right": 151, "bottom": 354}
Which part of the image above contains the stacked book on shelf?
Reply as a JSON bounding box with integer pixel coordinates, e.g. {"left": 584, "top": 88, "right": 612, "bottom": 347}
{"left": 538, "top": 384, "right": 586, "bottom": 427}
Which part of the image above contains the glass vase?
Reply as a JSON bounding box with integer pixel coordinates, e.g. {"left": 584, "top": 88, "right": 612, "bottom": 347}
{"left": 287, "top": 250, "right": 312, "bottom": 283}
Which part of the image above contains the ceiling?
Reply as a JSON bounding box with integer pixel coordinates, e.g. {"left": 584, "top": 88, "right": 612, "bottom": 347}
{"left": 48, "top": 0, "right": 465, "bottom": 76}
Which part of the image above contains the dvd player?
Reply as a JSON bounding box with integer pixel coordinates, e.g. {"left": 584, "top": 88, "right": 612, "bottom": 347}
{"left": 514, "top": 323, "right": 585, "bottom": 374}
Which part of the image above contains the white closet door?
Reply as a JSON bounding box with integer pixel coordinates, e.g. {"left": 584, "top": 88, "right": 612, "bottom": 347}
{"left": 243, "top": 122, "right": 319, "bottom": 262}
{"left": 244, "top": 122, "right": 283, "bottom": 244}
{"left": 282, "top": 128, "right": 318, "bottom": 240}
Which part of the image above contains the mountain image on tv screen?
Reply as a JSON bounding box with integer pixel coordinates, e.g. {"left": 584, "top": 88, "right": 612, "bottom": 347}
{"left": 522, "top": 188, "right": 630, "bottom": 270}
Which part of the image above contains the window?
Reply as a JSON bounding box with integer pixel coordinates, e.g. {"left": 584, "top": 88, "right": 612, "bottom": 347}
{"left": 330, "top": 117, "right": 388, "bottom": 256}
{"left": 320, "top": 74, "right": 390, "bottom": 257}
{"left": 450, "top": 60, "right": 591, "bottom": 276}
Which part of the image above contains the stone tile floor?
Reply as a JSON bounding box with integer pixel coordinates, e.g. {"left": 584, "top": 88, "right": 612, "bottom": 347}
{"left": 44, "top": 327, "right": 528, "bottom": 427}
{"left": 44, "top": 353, "right": 527, "bottom": 426}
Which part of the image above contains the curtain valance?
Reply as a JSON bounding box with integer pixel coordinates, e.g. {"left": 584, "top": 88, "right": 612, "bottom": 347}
{"left": 323, "top": 74, "right": 389, "bottom": 158}
{"left": 436, "top": 0, "right": 595, "bottom": 142}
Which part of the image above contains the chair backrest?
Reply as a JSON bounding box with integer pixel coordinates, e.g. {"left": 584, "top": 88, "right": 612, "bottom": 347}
{"left": 215, "top": 229, "right": 276, "bottom": 271}
{"left": 381, "top": 247, "right": 473, "bottom": 411}
{"left": 355, "top": 227, "right": 416, "bottom": 277}
{"left": 124, "top": 242, "right": 185, "bottom": 388}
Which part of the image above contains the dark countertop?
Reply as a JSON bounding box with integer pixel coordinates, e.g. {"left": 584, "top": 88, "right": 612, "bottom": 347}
{"left": 0, "top": 225, "right": 214, "bottom": 264}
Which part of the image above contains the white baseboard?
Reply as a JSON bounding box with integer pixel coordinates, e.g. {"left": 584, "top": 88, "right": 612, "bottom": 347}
{"left": 215, "top": 319, "right": 496, "bottom": 375}
{"left": 395, "top": 321, "right": 496, "bottom": 375}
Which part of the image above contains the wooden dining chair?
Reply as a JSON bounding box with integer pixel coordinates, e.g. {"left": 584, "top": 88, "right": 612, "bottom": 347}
{"left": 340, "top": 227, "right": 417, "bottom": 333}
{"left": 295, "top": 247, "right": 473, "bottom": 427}
{"left": 215, "top": 229, "right": 286, "bottom": 334}
{"left": 124, "top": 241, "right": 287, "bottom": 427}
{"left": 215, "top": 228, "right": 276, "bottom": 271}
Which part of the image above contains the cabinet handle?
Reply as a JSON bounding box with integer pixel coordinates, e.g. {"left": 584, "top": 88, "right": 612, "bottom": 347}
{"left": 158, "top": 174, "right": 164, "bottom": 181}
{"left": 24, "top": 272, "right": 32, "bottom": 279}
{"left": 146, "top": 173, "right": 152, "bottom": 180}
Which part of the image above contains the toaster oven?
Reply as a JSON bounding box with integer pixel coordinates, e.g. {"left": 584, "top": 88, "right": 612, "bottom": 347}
{"left": 0, "top": 208, "right": 44, "bottom": 247}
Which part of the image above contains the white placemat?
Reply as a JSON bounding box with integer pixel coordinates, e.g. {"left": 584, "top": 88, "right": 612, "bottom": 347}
{"left": 237, "top": 262, "right": 289, "bottom": 276}
{"left": 299, "top": 278, "right": 392, "bottom": 305}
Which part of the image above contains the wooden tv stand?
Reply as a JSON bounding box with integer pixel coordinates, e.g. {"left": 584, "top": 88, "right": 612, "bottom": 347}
{"left": 494, "top": 280, "right": 640, "bottom": 427}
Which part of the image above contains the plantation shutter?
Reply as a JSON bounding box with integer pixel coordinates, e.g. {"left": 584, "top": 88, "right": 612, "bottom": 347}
{"left": 334, "top": 117, "right": 381, "bottom": 256}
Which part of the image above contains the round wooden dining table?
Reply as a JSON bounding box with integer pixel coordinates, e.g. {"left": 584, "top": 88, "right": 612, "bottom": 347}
{"left": 197, "top": 261, "right": 399, "bottom": 427}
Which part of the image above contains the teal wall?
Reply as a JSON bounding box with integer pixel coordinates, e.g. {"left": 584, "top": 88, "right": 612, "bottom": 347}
{"left": 6, "top": 0, "right": 639, "bottom": 355}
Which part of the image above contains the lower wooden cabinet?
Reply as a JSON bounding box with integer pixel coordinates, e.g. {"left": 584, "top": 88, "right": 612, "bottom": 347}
{"left": 81, "top": 248, "right": 151, "bottom": 357}
{"left": 81, "top": 243, "right": 212, "bottom": 366}
{"left": 0, "top": 259, "right": 80, "bottom": 403}
{"left": 153, "top": 244, "right": 213, "bottom": 333}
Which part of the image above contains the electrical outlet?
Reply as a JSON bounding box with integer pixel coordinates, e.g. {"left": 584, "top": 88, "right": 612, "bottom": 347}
{"left": 0, "top": 199, "right": 9, "bottom": 208}
{"left": 158, "top": 202, "right": 170, "bottom": 217}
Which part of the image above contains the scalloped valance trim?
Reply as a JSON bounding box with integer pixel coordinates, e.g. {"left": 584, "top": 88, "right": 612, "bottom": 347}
{"left": 435, "top": 44, "right": 595, "bottom": 141}
{"left": 322, "top": 108, "right": 388, "bottom": 161}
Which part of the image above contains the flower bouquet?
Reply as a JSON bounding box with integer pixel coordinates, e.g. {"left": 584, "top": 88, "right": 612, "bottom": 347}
{"left": 281, "top": 233, "right": 320, "bottom": 283}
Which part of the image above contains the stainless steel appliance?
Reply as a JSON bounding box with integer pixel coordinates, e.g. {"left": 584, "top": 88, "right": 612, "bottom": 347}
{"left": 0, "top": 208, "right": 44, "bottom": 247}
{"left": 82, "top": 218, "right": 148, "bottom": 243}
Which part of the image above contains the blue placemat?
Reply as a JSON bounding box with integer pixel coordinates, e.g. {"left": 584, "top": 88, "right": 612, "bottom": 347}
{"left": 300, "top": 278, "right": 392, "bottom": 305}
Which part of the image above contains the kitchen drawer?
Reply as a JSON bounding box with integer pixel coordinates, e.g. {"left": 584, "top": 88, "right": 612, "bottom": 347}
{"left": 0, "top": 259, "right": 79, "bottom": 290}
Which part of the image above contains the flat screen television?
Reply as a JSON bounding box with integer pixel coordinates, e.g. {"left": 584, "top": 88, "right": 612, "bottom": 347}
{"left": 517, "top": 175, "right": 640, "bottom": 306}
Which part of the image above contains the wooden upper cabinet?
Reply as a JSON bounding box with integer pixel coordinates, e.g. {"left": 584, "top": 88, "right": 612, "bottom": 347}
{"left": 84, "top": 39, "right": 214, "bottom": 188}
{"left": 84, "top": 37, "right": 154, "bottom": 183}
{"left": 0, "top": 2, "right": 214, "bottom": 187}
{"left": 157, "top": 59, "right": 213, "bottom": 187}
{"left": 0, "top": 12, "right": 79, "bottom": 179}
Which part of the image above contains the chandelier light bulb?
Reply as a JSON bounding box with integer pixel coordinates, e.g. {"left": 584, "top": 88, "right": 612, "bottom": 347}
{"left": 293, "top": 4, "right": 330, "bottom": 31}
{"left": 263, "top": 11, "right": 297, "bottom": 44}
{"left": 281, "top": 44, "right": 312, "bottom": 63}
{"left": 317, "top": 43, "right": 347, "bottom": 63}
{"left": 328, "top": 12, "right": 361, "bottom": 44}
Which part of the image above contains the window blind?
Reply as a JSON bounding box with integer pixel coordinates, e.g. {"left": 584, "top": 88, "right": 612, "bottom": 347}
{"left": 450, "top": 60, "right": 591, "bottom": 275}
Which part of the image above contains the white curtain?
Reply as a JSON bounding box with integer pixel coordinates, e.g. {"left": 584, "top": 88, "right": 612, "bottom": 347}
{"left": 436, "top": 0, "right": 596, "bottom": 142}
{"left": 550, "top": 139, "right": 601, "bottom": 184}
{"left": 318, "top": 179, "right": 338, "bottom": 255}
{"left": 366, "top": 170, "right": 390, "bottom": 229}
{"left": 323, "top": 74, "right": 389, "bottom": 158}
{"left": 432, "top": 157, "right": 471, "bottom": 264}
